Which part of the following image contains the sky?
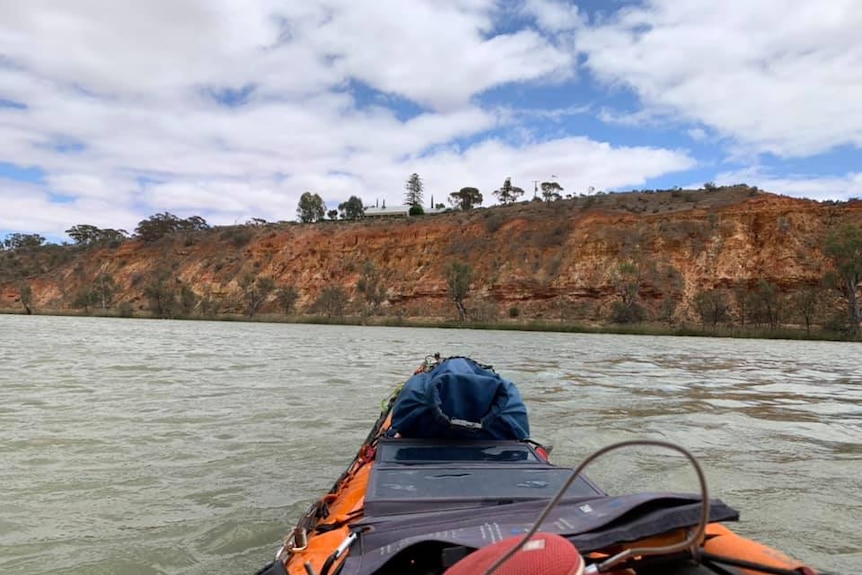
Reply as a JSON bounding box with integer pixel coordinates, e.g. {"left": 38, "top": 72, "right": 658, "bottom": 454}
{"left": 1, "top": 0, "right": 861, "bottom": 243}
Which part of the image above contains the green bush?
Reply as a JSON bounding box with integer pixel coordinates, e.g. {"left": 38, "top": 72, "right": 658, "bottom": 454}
{"left": 484, "top": 213, "right": 504, "bottom": 233}
{"left": 221, "top": 227, "right": 254, "bottom": 248}
{"left": 610, "top": 302, "right": 645, "bottom": 324}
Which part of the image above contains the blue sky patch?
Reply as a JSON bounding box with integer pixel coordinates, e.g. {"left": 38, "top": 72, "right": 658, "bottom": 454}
{"left": 757, "top": 146, "right": 862, "bottom": 177}
{"left": 48, "top": 192, "right": 76, "bottom": 204}
{"left": 346, "top": 79, "right": 425, "bottom": 122}
{"left": 0, "top": 162, "right": 45, "bottom": 184}
{"left": 34, "top": 137, "right": 86, "bottom": 154}
{"left": 208, "top": 84, "right": 257, "bottom": 108}
{"left": 0, "top": 98, "right": 27, "bottom": 110}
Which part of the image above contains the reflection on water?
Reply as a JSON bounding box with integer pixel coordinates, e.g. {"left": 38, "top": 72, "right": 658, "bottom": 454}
{"left": 0, "top": 317, "right": 859, "bottom": 574}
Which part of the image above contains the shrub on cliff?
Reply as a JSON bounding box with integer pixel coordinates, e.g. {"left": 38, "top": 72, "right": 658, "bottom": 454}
{"left": 275, "top": 285, "right": 300, "bottom": 314}
{"left": 610, "top": 301, "right": 645, "bottom": 324}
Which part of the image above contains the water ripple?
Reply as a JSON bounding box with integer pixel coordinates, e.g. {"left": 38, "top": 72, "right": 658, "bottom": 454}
{"left": 0, "top": 317, "right": 858, "bottom": 574}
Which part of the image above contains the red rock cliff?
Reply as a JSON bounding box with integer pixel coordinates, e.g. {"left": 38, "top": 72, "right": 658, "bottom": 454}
{"left": 2, "top": 188, "right": 861, "bottom": 324}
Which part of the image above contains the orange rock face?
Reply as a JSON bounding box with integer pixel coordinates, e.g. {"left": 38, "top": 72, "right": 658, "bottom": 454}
{"left": 2, "top": 189, "right": 861, "bottom": 323}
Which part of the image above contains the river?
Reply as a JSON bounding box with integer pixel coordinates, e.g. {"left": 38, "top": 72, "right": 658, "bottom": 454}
{"left": 0, "top": 315, "right": 859, "bottom": 574}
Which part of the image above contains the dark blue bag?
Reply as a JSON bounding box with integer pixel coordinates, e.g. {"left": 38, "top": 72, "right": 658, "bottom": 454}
{"left": 391, "top": 357, "right": 530, "bottom": 440}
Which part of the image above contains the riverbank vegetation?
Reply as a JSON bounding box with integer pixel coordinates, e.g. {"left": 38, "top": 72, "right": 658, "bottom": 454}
{"left": 2, "top": 186, "right": 861, "bottom": 340}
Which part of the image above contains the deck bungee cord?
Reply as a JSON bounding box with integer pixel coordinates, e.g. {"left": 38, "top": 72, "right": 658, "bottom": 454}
{"left": 482, "top": 439, "right": 710, "bottom": 575}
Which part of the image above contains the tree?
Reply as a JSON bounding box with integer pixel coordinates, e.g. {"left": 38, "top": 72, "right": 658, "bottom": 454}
{"left": 3, "top": 233, "right": 45, "bottom": 250}
{"left": 19, "top": 283, "right": 33, "bottom": 314}
{"left": 656, "top": 263, "right": 683, "bottom": 326}
{"left": 135, "top": 212, "right": 169, "bottom": 242}
{"left": 99, "top": 228, "right": 128, "bottom": 245}
{"left": 750, "top": 279, "right": 782, "bottom": 329}
{"left": 693, "top": 289, "right": 729, "bottom": 328}
{"left": 338, "top": 196, "right": 365, "bottom": 221}
{"left": 357, "top": 261, "right": 386, "bottom": 313}
{"left": 134, "top": 212, "right": 207, "bottom": 242}
{"left": 66, "top": 224, "right": 101, "bottom": 245}
{"left": 824, "top": 224, "right": 862, "bottom": 335}
{"left": 404, "top": 173, "right": 424, "bottom": 207}
{"left": 444, "top": 261, "right": 472, "bottom": 321}
{"left": 792, "top": 285, "right": 822, "bottom": 335}
{"left": 197, "top": 291, "right": 220, "bottom": 317}
{"left": 141, "top": 270, "right": 198, "bottom": 318}
{"left": 493, "top": 177, "right": 524, "bottom": 205}
{"left": 93, "top": 273, "right": 118, "bottom": 310}
{"left": 239, "top": 274, "right": 275, "bottom": 317}
{"left": 327, "top": 209, "right": 339, "bottom": 221}
{"left": 540, "top": 181, "right": 564, "bottom": 203}
{"left": 610, "top": 261, "right": 644, "bottom": 323}
{"left": 275, "top": 285, "right": 300, "bottom": 314}
{"left": 449, "top": 187, "right": 483, "bottom": 211}
{"left": 71, "top": 274, "right": 119, "bottom": 313}
{"left": 179, "top": 215, "right": 210, "bottom": 232}
{"left": 177, "top": 285, "right": 198, "bottom": 316}
{"left": 733, "top": 283, "right": 750, "bottom": 327}
{"left": 143, "top": 273, "right": 177, "bottom": 318}
{"left": 297, "top": 192, "right": 325, "bottom": 223}
{"left": 313, "top": 286, "right": 348, "bottom": 318}
{"left": 72, "top": 288, "right": 98, "bottom": 313}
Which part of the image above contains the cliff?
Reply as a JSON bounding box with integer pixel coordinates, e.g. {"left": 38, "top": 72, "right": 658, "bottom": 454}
{"left": 2, "top": 187, "right": 861, "bottom": 325}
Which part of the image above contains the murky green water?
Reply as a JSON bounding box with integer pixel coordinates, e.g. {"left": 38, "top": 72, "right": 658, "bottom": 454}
{"left": 1, "top": 316, "right": 859, "bottom": 573}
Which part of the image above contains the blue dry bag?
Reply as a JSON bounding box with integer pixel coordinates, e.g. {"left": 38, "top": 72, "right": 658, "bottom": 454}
{"left": 391, "top": 357, "right": 530, "bottom": 440}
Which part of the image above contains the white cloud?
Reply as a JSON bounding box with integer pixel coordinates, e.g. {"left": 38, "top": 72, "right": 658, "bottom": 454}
{"left": 0, "top": 0, "right": 573, "bottom": 108}
{"left": 0, "top": 1, "right": 707, "bottom": 240}
{"left": 46, "top": 174, "right": 136, "bottom": 204}
{"left": 715, "top": 167, "right": 862, "bottom": 201}
{"left": 309, "top": 0, "right": 576, "bottom": 110}
{"left": 687, "top": 128, "right": 707, "bottom": 142}
{"left": 0, "top": 180, "right": 140, "bottom": 237}
{"left": 521, "top": 0, "right": 583, "bottom": 33}
{"left": 366, "top": 137, "right": 696, "bottom": 199}
{"left": 597, "top": 107, "right": 664, "bottom": 127}
{"left": 578, "top": 0, "right": 862, "bottom": 157}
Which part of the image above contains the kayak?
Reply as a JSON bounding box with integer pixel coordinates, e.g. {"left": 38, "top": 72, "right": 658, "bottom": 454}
{"left": 257, "top": 355, "right": 825, "bottom": 575}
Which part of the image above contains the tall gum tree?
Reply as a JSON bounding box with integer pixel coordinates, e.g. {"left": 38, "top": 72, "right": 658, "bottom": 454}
{"left": 825, "top": 224, "right": 862, "bottom": 334}
{"left": 445, "top": 261, "right": 472, "bottom": 321}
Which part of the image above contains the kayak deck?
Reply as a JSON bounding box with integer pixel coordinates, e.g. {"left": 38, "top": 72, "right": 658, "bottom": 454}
{"left": 259, "top": 356, "right": 825, "bottom": 575}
